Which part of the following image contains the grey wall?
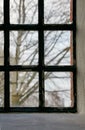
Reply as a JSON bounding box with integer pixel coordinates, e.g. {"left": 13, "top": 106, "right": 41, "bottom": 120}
{"left": 77, "top": 0, "right": 85, "bottom": 113}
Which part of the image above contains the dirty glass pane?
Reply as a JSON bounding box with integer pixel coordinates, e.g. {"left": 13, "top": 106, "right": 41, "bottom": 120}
{"left": 0, "top": 72, "right": 4, "bottom": 107}
{"left": 10, "top": 72, "right": 39, "bottom": 107}
{"left": 10, "top": 0, "right": 38, "bottom": 24}
{"left": 10, "top": 31, "right": 38, "bottom": 65}
{"left": 44, "top": 0, "right": 72, "bottom": 24}
{"left": 44, "top": 31, "right": 73, "bottom": 66}
{"left": 0, "top": 0, "right": 3, "bottom": 24}
{"left": 0, "top": 32, "right": 4, "bottom": 65}
{"left": 45, "top": 72, "right": 73, "bottom": 107}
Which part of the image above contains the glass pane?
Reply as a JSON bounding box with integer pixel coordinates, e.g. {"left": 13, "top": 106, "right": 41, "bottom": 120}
{"left": 10, "top": 72, "right": 39, "bottom": 107}
{"left": 44, "top": 31, "right": 73, "bottom": 66}
{"left": 0, "top": 72, "right": 4, "bottom": 107}
{"left": 10, "top": 31, "right": 38, "bottom": 65}
{"left": 0, "top": 32, "right": 4, "bottom": 65}
{"left": 44, "top": 0, "right": 72, "bottom": 24}
{"left": 45, "top": 72, "right": 73, "bottom": 107}
{"left": 0, "top": 0, "right": 3, "bottom": 24}
{"left": 10, "top": 0, "right": 38, "bottom": 24}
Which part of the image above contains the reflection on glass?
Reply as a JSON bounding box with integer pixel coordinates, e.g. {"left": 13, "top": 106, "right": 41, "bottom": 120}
{"left": 45, "top": 72, "right": 73, "bottom": 107}
{"left": 44, "top": 0, "right": 72, "bottom": 24}
{"left": 44, "top": 31, "right": 73, "bottom": 65}
{"left": 10, "top": 0, "right": 38, "bottom": 24}
{"left": 0, "top": 32, "right": 4, "bottom": 65}
{"left": 0, "top": 72, "right": 4, "bottom": 107}
{"left": 10, "top": 31, "right": 38, "bottom": 65}
{"left": 0, "top": 0, "right": 3, "bottom": 24}
{"left": 10, "top": 72, "right": 39, "bottom": 107}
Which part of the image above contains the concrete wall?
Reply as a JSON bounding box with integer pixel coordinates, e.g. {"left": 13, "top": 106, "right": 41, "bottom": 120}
{"left": 77, "top": 0, "right": 85, "bottom": 113}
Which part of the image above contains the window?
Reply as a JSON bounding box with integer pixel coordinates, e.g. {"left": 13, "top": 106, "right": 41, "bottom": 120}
{"left": 0, "top": 0, "right": 76, "bottom": 112}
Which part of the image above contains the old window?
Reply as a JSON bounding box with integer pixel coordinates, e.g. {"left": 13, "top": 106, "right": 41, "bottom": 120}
{"left": 0, "top": 0, "right": 76, "bottom": 112}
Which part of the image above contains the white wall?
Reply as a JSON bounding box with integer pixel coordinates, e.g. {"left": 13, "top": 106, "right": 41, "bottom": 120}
{"left": 77, "top": 0, "right": 85, "bottom": 113}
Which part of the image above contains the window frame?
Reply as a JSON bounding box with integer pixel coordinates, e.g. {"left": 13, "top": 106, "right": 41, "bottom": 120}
{"left": 0, "top": 0, "right": 76, "bottom": 113}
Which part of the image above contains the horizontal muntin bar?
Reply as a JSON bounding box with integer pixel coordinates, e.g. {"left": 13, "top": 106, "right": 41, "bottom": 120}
{"left": 0, "top": 24, "right": 4, "bottom": 30}
{"left": 6, "top": 65, "right": 39, "bottom": 71}
{"left": 8, "top": 24, "right": 39, "bottom": 30}
{"left": 43, "top": 24, "right": 73, "bottom": 30}
{"left": 0, "top": 65, "right": 76, "bottom": 72}
{"left": 0, "top": 66, "right": 5, "bottom": 71}
{"left": 43, "top": 65, "right": 76, "bottom": 72}
{"left": 0, "top": 24, "right": 74, "bottom": 30}
{"left": 0, "top": 65, "right": 39, "bottom": 71}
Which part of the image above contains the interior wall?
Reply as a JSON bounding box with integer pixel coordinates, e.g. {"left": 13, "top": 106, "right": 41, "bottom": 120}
{"left": 77, "top": 0, "right": 85, "bottom": 113}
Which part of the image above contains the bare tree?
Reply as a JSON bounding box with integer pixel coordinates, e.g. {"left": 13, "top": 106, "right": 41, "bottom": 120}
{"left": 0, "top": 0, "right": 72, "bottom": 107}
{"left": 0, "top": 0, "right": 3, "bottom": 24}
{"left": 0, "top": 31, "right": 4, "bottom": 107}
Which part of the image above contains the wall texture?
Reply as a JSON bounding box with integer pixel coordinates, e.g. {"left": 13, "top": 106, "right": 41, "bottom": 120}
{"left": 77, "top": 0, "right": 85, "bottom": 113}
